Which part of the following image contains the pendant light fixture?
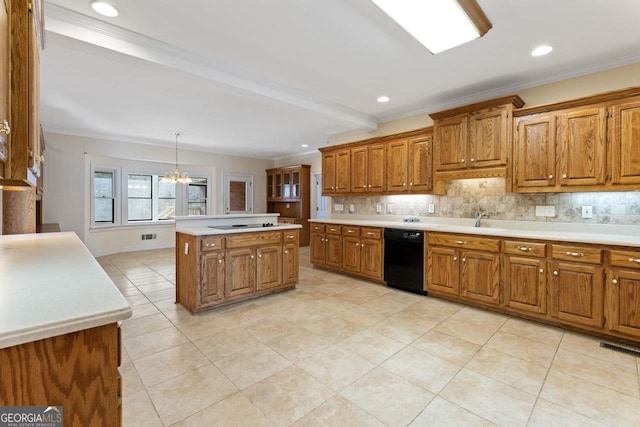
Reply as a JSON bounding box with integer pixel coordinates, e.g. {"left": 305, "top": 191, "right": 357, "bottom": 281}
{"left": 161, "top": 132, "right": 192, "bottom": 184}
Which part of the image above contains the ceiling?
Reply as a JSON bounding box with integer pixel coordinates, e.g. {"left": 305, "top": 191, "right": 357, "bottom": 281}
{"left": 40, "top": 0, "right": 640, "bottom": 160}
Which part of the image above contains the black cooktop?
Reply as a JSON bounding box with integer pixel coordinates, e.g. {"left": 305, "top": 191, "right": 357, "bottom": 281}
{"left": 208, "top": 223, "right": 276, "bottom": 230}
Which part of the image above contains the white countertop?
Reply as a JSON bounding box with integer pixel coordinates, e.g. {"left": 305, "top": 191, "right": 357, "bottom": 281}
{"left": 0, "top": 232, "right": 132, "bottom": 349}
{"left": 309, "top": 218, "right": 640, "bottom": 247}
{"left": 177, "top": 224, "right": 302, "bottom": 236}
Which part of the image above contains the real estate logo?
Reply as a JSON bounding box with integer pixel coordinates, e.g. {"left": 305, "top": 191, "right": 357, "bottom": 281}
{"left": 0, "top": 406, "right": 63, "bottom": 427}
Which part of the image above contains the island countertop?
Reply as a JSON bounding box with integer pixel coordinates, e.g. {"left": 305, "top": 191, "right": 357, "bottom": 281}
{"left": 0, "top": 232, "right": 132, "bottom": 349}
{"left": 177, "top": 224, "right": 302, "bottom": 236}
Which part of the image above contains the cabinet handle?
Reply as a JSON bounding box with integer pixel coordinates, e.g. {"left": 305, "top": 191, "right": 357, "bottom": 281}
{"left": 562, "top": 174, "right": 567, "bottom": 179}
{"left": 612, "top": 279, "right": 618, "bottom": 284}
{"left": 206, "top": 243, "right": 216, "bottom": 247}
{"left": 462, "top": 258, "right": 466, "bottom": 262}
{"left": 367, "top": 232, "right": 374, "bottom": 236}
{"left": 218, "top": 259, "right": 223, "bottom": 264}
{"left": 453, "top": 256, "right": 458, "bottom": 261}
{"left": 250, "top": 255, "right": 255, "bottom": 259}
{"left": 0, "top": 120, "right": 10, "bottom": 135}
{"left": 553, "top": 271, "right": 558, "bottom": 276}
{"left": 470, "top": 158, "right": 475, "bottom": 162}
{"left": 410, "top": 182, "right": 413, "bottom": 186}
{"left": 518, "top": 247, "right": 532, "bottom": 251}
{"left": 539, "top": 268, "right": 544, "bottom": 273}
{"left": 548, "top": 174, "right": 554, "bottom": 179}
{"left": 368, "top": 184, "right": 372, "bottom": 188}
{"left": 287, "top": 235, "right": 295, "bottom": 239}
{"left": 460, "top": 158, "right": 465, "bottom": 163}
{"left": 284, "top": 250, "right": 289, "bottom": 254}
{"left": 403, "top": 182, "right": 406, "bottom": 186}
{"left": 330, "top": 228, "right": 337, "bottom": 232}
{"left": 258, "top": 254, "right": 262, "bottom": 258}
{"left": 628, "top": 258, "right": 640, "bottom": 263}
{"left": 355, "top": 243, "right": 360, "bottom": 247}
{"left": 348, "top": 230, "right": 355, "bottom": 233}
{"left": 565, "top": 252, "right": 585, "bottom": 257}
{"left": 455, "top": 240, "right": 467, "bottom": 245}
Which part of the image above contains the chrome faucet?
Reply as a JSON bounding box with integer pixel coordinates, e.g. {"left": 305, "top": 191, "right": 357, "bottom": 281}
{"left": 474, "top": 211, "right": 486, "bottom": 227}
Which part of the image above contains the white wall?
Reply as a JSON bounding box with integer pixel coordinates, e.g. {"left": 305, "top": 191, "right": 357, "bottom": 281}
{"left": 43, "top": 133, "right": 273, "bottom": 255}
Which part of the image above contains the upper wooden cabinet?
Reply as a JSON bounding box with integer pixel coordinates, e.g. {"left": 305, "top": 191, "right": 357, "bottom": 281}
{"left": 430, "top": 95, "right": 524, "bottom": 184}
{"left": 319, "top": 127, "right": 434, "bottom": 196}
{"left": 266, "top": 164, "right": 311, "bottom": 246}
{"left": 514, "top": 87, "right": 640, "bottom": 193}
{"left": 2, "top": 0, "right": 44, "bottom": 188}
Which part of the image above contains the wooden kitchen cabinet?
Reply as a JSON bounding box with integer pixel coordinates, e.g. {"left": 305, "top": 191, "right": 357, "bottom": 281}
{"left": 309, "top": 223, "right": 342, "bottom": 268}
{"left": 430, "top": 95, "right": 524, "bottom": 183}
{"left": 514, "top": 88, "right": 640, "bottom": 193}
{"left": 387, "top": 138, "right": 409, "bottom": 192}
{"left": 503, "top": 240, "right": 547, "bottom": 315}
{"left": 611, "top": 98, "right": 640, "bottom": 185}
{"left": 408, "top": 134, "right": 433, "bottom": 192}
{"left": 322, "top": 151, "right": 337, "bottom": 194}
{"left": 342, "top": 226, "right": 383, "bottom": 280}
{"left": 177, "top": 229, "right": 298, "bottom": 313}
{"left": 606, "top": 249, "right": 640, "bottom": 337}
{"left": 351, "top": 142, "right": 386, "bottom": 194}
{"left": 322, "top": 148, "right": 350, "bottom": 194}
{"left": 266, "top": 165, "right": 311, "bottom": 246}
{"left": 426, "top": 233, "right": 500, "bottom": 304}
{"left": 550, "top": 244, "right": 604, "bottom": 328}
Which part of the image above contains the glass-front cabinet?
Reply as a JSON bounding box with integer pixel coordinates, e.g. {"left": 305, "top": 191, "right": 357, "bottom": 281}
{"left": 267, "top": 166, "right": 304, "bottom": 201}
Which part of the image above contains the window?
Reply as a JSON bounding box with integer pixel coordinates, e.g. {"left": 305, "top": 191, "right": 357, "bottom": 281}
{"left": 90, "top": 163, "right": 208, "bottom": 228}
{"left": 93, "top": 170, "right": 116, "bottom": 224}
{"left": 187, "top": 177, "right": 208, "bottom": 216}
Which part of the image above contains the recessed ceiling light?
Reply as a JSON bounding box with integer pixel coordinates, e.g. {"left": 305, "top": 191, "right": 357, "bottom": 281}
{"left": 301, "top": 144, "right": 309, "bottom": 148}
{"left": 531, "top": 45, "right": 553, "bottom": 57}
{"left": 377, "top": 96, "right": 390, "bottom": 103}
{"left": 90, "top": 1, "right": 119, "bottom": 17}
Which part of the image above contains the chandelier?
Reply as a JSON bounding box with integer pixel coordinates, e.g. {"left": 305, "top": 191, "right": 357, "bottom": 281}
{"left": 161, "top": 132, "right": 192, "bottom": 184}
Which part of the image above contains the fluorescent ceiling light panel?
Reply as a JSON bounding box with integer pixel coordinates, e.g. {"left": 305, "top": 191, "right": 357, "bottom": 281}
{"left": 371, "top": 0, "right": 491, "bottom": 54}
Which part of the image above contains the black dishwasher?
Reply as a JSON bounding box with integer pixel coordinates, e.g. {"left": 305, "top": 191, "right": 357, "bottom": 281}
{"left": 384, "top": 228, "right": 426, "bottom": 295}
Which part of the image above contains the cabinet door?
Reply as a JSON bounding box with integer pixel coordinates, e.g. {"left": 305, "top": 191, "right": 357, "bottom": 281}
{"left": 283, "top": 242, "right": 299, "bottom": 285}
{"left": 514, "top": 114, "right": 556, "bottom": 189}
{"left": 225, "top": 248, "right": 256, "bottom": 298}
{"left": 461, "top": 250, "right": 500, "bottom": 305}
{"left": 200, "top": 252, "right": 225, "bottom": 305}
{"left": 408, "top": 135, "right": 432, "bottom": 192}
{"left": 550, "top": 261, "right": 604, "bottom": 327}
{"left": 351, "top": 146, "right": 368, "bottom": 193}
{"left": 325, "top": 234, "right": 342, "bottom": 268}
{"left": 469, "top": 107, "right": 508, "bottom": 168}
{"left": 557, "top": 107, "right": 606, "bottom": 186}
{"left": 257, "top": 245, "right": 282, "bottom": 290}
{"left": 282, "top": 171, "right": 291, "bottom": 198}
{"left": 322, "top": 152, "right": 336, "bottom": 194}
{"left": 310, "top": 232, "right": 326, "bottom": 265}
{"left": 360, "top": 238, "right": 383, "bottom": 279}
{"left": 0, "top": 0, "right": 9, "bottom": 167}
{"left": 291, "top": 170, "right": 300, "bottom": 198}
{"left": 266, "top": 173, "right": 274, "bottom": 199}
{"left": 426, "top": 246, "right": 460, "bottom": 295}
{"left": 368, "top": 143, "right": 386, "bottom": 193}
{"left": 504, "top": 255, "right": 546, "bottom": 314}
{"left": 611, "top": 99, "right": 640, "bottom": 185}
{"left": 335, "top": 149, "right": 351, "bottom": 193}
{"left": 434, "top": 115, "right": 467, "bottom": 171}
{"left": 275, "top": 173, "right": 282, "bottom": 198}
{"left": 607, "top": 268, "right": 640, "bottom": 337}
{"left": 387, "top": 138, "right": 408, "bottom": 192}
{"left": 342, "top": 236, "right": 361, "bottom": 273}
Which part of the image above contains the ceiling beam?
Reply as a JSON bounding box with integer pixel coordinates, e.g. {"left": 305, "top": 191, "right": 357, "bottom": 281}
{"left": 44, "top": 4, "right": 378, "bottom": 131}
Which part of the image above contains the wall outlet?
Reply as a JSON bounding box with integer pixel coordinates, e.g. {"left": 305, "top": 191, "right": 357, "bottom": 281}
{"left": 387, "top": 204, "right": 393, "bottom": 213}
{"left": 582, "top": 205, "right": 593, "bottom": 218}
{"left": 349, "top": 204, "right": 355, "bottom": 213}
{"left": 286, "top": 203, "right": 290, "bottom": 208}
{"left": 428, "top": 203, "right": 435, "bottom": 214}
{"left": 535, "top": 205, "right": 556, "bottom": 217}
{"left": 376, "top": 204, "right": 382, "bottom": 213}
{"left": 334, "top": 203, "right": 344, "bottom": 212}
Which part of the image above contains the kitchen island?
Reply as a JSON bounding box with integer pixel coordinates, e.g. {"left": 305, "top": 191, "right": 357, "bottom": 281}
{"left": 0, "top": 232, "right": 132, "bottom": 426}
{"left": 175, "top": 214, "right": 302, "bottom": 313}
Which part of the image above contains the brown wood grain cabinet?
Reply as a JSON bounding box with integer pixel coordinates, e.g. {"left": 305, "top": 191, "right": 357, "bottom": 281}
{"left": 503, "top": 240, "right": 547, "bottom": 315}
{"left": 430, "top": 95, "right": 524, "bottom": 185}
{"left": 606, "top": 249, "right": 640, "bottom": 337}
{"left": 309, "top": 223, "right": 342, "bottom": 269}
{"left": 266, "top": 165, "right": 311, "bottom": 246}
{"left": 350, "top": 142, "right": 386, "bottom": 194}
{"left": 514, "top": 88, "right": 640, "bottom": 193}
{"left": 386, "top": 138, "right": 409, "bottom": 192}
{"left": 176, "top": 229, "right": 299, "bottom": 313}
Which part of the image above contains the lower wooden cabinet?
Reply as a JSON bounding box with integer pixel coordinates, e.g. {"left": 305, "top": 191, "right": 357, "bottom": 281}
{"left": 177, "top": 229, "right": 299, "bottom": 313}
{"left": 606, "top": 249, "right": 640, "bottom": 336}
{"left": 310, "top": 222, "right": 384, "bottom": 281}
{"left": 461, "top": 250, "right": 500, "bottom": 305}
{"left": 550, "top": 261, "right": 604, "bottom": 328}
{"left": 426, "top": 246, "right": 460, "bottom": 295}
{"left": 503, "top": 240, "right": 548, "bottom": 315}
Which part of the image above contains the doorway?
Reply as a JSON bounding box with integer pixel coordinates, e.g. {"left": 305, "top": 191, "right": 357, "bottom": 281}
{"left": 314, "top": 173, "right": 329, "bottom": 219}
{"left": 223, "top": 173, "right": 253, "bottom": 215}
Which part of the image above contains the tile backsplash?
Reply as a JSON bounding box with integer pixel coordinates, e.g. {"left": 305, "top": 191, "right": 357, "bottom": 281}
{"left": 331, "top": 178, "right": 640, "bottom": 225}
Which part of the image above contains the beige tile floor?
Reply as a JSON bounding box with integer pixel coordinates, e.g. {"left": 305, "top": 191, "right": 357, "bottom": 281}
{"left": 97, "top": 247, "right": 640, "bottom": 427}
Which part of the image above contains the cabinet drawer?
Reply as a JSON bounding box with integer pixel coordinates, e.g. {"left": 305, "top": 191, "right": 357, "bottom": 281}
{"left": 226, "top": 231, "right": 282, "bottom": 248}
{"left": 361, "top": 227, "right": 382, "bottom": 240}
{"left": 504, "top": 240, "right": 546, "bottom": 257}
{"left": 428, "top": 233, "right": 500, "bottom": 252}
{"left": 311, "top": 223, "right": 325, "bottom": 233}
{"left": 326, "top": 225, "right": 342, "bottom": 235}
{"left": 283, "top": 230, "right": 299, "bottom": 243}
{"left": 201, "top": 237, "right": 224, "bottom": 251}
{"left": 609, "top": 249, "right": 640, "bottom": 269}
{"left": 343, "top": 226, "right": 360, "bottom": 237}
{"left": 552, "top": 244, "right": 602, "bottom": 264}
